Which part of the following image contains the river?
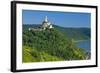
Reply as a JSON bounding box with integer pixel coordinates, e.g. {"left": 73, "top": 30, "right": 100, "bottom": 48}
{"left": 76, "top": 40, "right": 91, "bottom": 52}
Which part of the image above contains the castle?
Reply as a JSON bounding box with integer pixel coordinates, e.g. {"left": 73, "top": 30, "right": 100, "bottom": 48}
{"left": 42, "top": 16, "right": 53, "bottom": 30}
{"left": 29, "top": 16, "right": 53, "bottom": 31}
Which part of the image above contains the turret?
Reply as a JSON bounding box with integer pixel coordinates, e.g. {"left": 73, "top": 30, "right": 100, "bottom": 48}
{"left": 44, "top": 16, "right": 48, "bottom": 22}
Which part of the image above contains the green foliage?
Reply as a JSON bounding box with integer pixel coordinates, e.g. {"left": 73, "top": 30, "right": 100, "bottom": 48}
{"left": 22, "top": 26, "right": 87, "bottom": 63}
{"left": 23, "top": 46, "right": 63, "bottom": 63}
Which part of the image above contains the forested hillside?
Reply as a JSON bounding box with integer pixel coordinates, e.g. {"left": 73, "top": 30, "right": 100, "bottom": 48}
{"left": 54, "top": 25, "right": 90, "bottom": 40}
{"left": 23, "top": 26, "right": 87, "bottom": 63}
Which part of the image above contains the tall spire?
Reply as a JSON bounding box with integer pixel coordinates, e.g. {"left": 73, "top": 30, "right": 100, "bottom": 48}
{"left": 45, "top": 16, "right": 48, "bottom": 22}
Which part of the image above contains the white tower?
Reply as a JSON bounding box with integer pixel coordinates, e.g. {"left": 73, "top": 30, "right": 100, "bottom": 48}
{"left": 45, "top": 16, "right": 48, "bottom": 22}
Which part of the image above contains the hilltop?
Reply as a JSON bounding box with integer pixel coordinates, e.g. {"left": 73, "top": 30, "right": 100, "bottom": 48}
{"left": 23, "top": 24, "right": 90, "bottom": 40}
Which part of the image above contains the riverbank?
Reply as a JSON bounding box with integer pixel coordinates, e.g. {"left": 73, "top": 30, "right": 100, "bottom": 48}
{"left": 74, "top": 39, "right": 91, "bottom": 43}
{"left": 75, "top": 39, "right": 91, "bottom": 52}
{"left": 75, "top": 40, "right": 91, "bottom": 60}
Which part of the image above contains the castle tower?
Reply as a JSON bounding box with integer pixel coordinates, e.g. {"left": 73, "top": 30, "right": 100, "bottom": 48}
{"left": 45, "top": 16, "right": 48, "bottom": 22}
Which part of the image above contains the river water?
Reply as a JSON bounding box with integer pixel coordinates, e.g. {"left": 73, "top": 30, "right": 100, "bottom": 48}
{"left": 76, "top": 40, "right": 91, "bottom": 52}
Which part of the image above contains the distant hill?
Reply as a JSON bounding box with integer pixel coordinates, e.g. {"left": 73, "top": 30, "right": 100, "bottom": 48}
{"left": 23, "top": 24, "right": 90, "bottom": 40}
{"left": 53, "top": 25, "right": 90, "bottom": 40}
{"left": 22, "top": 25, "right": 87, "bottom": 63}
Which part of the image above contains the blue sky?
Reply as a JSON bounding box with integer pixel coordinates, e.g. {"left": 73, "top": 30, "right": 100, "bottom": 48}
{"left": 22, "top": 10, "right": 91, "bottom": 28}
